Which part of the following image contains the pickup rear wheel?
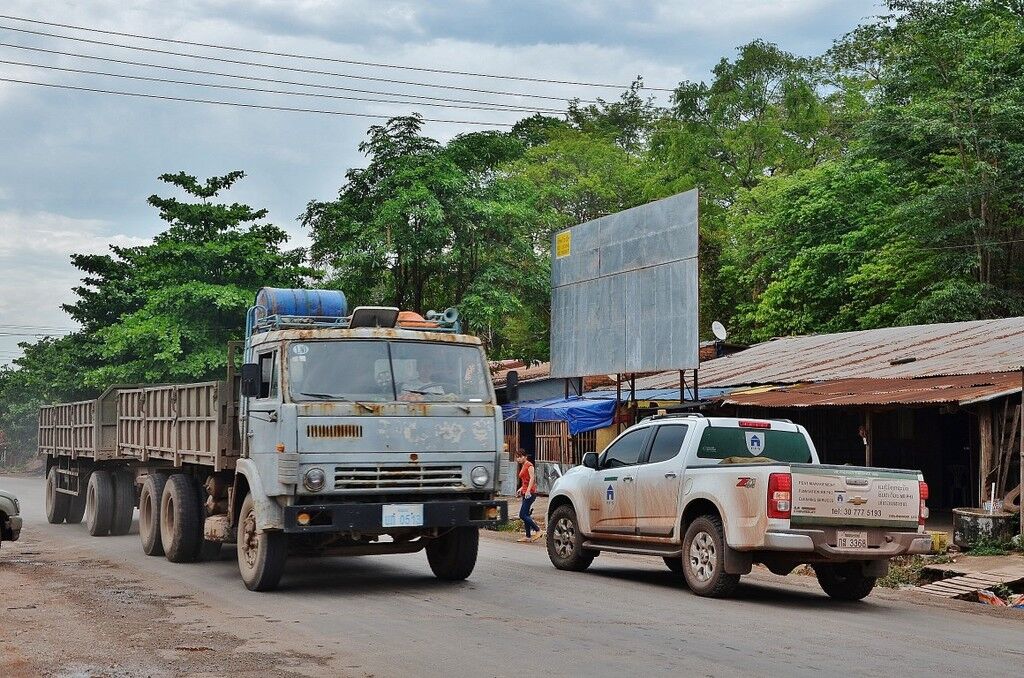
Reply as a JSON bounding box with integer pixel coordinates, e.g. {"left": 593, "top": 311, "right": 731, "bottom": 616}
{"left": 682, "top": 515, "right": 740, "bottom": 598}
{"left": 45, "top": 467, "right": 70, "bottom": 524}
{"left": 546, "top": 504, "right": 596, "bottom": 572}
{"left": 814, "top": 563, "right": 876, "bottom": 601}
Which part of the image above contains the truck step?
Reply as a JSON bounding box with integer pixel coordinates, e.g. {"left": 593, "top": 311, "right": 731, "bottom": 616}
{"left": 583, "top": 540, "right": 681, "bottom": 558}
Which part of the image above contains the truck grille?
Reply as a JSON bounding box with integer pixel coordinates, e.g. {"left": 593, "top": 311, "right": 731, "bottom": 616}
{"left": 307, "top": 424, "right": 363, "bottom": 439}
{"left": 333, "top": 465, "right": 464, "bottom": 491}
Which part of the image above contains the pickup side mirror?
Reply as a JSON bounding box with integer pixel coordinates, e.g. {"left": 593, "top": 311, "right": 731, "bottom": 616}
{"left": 582, "top": 452, "right": 599, "bottom": 470}
{"left": 240, "top": 362, "right": 261, "bottom": 398}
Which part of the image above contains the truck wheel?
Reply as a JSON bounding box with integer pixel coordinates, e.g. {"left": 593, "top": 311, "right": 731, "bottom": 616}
{"left": 160, "top": 474, "right": 203, "bottom": 563}
{"left": 85, "top": 470, "right": 115, "bottom": 536}
{"left": 682, "top": 515, "right": 740, "bottom": 598}
{"left": 663, "top": 556, "right": 684, "bottom": 574}
{"left": 814, "top": 563, "right": 876, "bottom": 601}
{"left": 139, "top": 474, "right": 168, "bottom": 556}
{"left": 546, "top": 505, "right": 596, "bottom": 572}
{"left": 110, "top": 469, "right": 136, "bottom": 536}
{"left": 66, "top": 488, "right": 88, "bottom": 525}
{"left": 45, "top": 467, "right": 70, "bottom": 524}
{"left": 426, "top": 526, "right": 479, "bottom": 581}
{"left": 237, "top": 493, "right": 287, "bottom": 591}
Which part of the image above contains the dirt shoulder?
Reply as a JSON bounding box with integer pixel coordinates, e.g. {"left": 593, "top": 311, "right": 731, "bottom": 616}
{"left": 0, "top": 535, "right": 359, "bottom": 678}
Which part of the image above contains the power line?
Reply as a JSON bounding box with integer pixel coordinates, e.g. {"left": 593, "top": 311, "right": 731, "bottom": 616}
{"left": 0, "top": 13, "right": 675, "bottom": 92}
{"left": 0, "top": 58, "right": 568, "bottom": 114}
{"left": 0, "top": 77, "right": 516, "bottom": 126}
{"left": 0, "top": 23, "right": 599, "bottom": 104}
{"left": 0, "top": 42, "right": 570, "bottom": 112}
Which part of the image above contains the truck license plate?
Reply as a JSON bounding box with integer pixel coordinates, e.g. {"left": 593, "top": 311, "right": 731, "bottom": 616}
{"left": 382, "top": 504, "right": 424, "bottom": 528}
{"left": 837, "top": 530, "right": 868, "bottom": 549}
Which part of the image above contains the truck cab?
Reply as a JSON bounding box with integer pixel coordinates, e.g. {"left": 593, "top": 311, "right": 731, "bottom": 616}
{"left": 231, "top": 291, "right": 507, "bottom": 589}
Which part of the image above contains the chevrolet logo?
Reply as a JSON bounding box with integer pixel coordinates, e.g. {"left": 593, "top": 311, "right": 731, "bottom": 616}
{"left": 848, "top": 496, "right": 868, "bottom": 506}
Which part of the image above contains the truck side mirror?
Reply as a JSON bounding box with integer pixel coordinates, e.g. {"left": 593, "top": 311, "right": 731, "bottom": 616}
{"left": 582, "top": 452, "right": 598, "bottom": 470}
{"left": 240, "top": 363, "right": 261, "bottom": 398}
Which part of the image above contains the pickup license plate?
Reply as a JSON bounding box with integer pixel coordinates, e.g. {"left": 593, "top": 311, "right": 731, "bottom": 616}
{"left": 382, "top": 504, "right": 424, "bottom": 528}
{"left": 837, "top": 530, "right": 868, "bottom": 549}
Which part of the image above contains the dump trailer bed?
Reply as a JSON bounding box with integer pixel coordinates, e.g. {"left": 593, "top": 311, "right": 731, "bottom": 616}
{"left": 117, "top": 381, "right": 240, "bottom": 471}
{"left": 38, "top": 386, "right": 124, "bottom": 461}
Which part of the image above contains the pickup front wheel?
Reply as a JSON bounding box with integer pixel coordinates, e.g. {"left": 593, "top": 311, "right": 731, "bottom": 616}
{"left": 682, "top": 515, "right": 740, "bottom": 598}
{"left": 546, "top": 505, "right": 596, "bottom": 572}
{"left": 814, "top": 563, "right": 876, "bottom": 601}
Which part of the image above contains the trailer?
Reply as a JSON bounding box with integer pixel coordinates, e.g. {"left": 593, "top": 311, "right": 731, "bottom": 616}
{"left": 40, "top": 288, "right": 507, "bottom": 590}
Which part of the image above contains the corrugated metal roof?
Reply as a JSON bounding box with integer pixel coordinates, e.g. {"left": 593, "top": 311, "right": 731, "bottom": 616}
{"left": 491, "top": 361, "right": 553, "bottom": 388}
{"left": 631, "top": 317, "right": 1024, "bottom": 389}
{"left": 720, "top": 372, "right": 1022, "bottom": 408}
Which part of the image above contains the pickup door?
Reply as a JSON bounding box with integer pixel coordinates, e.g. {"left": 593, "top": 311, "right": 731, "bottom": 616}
{"left": 789, "top": 464, "right": 921, "bottom": 530}
{"left": 634, "top": 424, "right": 690, "bottom": 537}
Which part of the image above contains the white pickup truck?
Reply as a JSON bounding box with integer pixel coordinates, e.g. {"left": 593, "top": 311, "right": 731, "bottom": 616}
{"left": 545, "top": 414, "right": 932, "bottom": 600}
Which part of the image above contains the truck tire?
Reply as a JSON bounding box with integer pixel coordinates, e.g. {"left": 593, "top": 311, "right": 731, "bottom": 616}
{"left": 160, "top": 474, "right": 203, "bottom": 563}
{"left": 546, "top": 504, "right": 596, "bottom": 572}
{"left": 139, "top": 474, "right": 168, "bottom": 556}
{"left": 814, "top": 563, "right": 877, "bottom": 601}
{"left": 426, "top": 526, "right": 479, "bottom": 581}
{"left": 45, "top": 467, "right": 70, "bottom": 524}
{"left": 66, "top": 487, "right": 88, "bottom": 525}
{"left": 663, "top": 556, "right": 684, "bottom": 574}
{"left": 682, "top": 515, "right": 740, "bottom": 598}
{"left": 110, "top": 469, "right": 136, "bottom": 536}
{"left": 85, "top": 470, "right": 115, "bottom": 536}
{"left": 237, "top": 493, "right": 287, "bottom": 591}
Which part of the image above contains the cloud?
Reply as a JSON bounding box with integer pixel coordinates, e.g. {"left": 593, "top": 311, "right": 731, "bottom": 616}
{"left": 0, "top": 211, "right": 148, "bottom": 364}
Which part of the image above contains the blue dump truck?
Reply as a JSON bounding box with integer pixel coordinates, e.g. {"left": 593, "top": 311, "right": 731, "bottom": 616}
{"left": 40, "top": 288, "right": 507, "bottom": 590}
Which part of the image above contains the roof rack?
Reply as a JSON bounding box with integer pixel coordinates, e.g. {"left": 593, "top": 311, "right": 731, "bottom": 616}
{"left": 642, "top": 412, "right": 706, "bottom": 422}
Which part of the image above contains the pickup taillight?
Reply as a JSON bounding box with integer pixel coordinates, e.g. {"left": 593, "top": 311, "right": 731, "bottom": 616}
{"left": 919, "top": 481, "right": 929, "bottom": 526}
{"left": 767, "top": 472, "right": 792, "bottom": 519}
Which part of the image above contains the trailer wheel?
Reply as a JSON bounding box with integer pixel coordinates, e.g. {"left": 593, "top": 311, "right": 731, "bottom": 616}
{"left": 814, "top": 563, "right": 877, "bottom": 601}
{"left": 85, "top": 470, "right": 115, "bottom": 536}
{"left": 66, "top": 486, "right": 88, "bottom": 525}
{"left": 682, "top": 515, "right": 740, "bottom": 598}
{"left": 160, "top": 474, "right": 203, "bottom": 563}
{"left": 139, "top": 474, "right": 168, "bottom": 556}
{"left": 110, "top": 469, "right": 136, "bottom": 536}
{"left": 426, "top": 526, "right": 479, "bottom": 581}
{"left": 237, "top": 493, "right": 287, "bottom": 591}
{"left": 45, "top": 467, "right": 70, "bottom": 524}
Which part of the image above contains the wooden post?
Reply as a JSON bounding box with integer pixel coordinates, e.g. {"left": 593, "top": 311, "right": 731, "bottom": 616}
{"left": 615, "top": 374, "right": 622, "bottom": 434}
{"left": 863, "top": 411, "right": 874, "bottom": 467}
{"left": 679, "top": 370, "right": 685, "bottom": 404}
{"left": 978, "top": 403, "right": 993, "bottom": 508}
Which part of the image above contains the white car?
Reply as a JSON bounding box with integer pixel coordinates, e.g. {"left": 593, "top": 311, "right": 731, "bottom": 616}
{"left": 545, "top": 414, "right": 931, "bottom": 600}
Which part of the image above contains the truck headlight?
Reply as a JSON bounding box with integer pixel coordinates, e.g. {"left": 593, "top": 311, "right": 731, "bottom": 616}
{"left": 303, "top": 467, "right": 327, "bottom": 492}
{"left": 470, "top": 465, "right": 490, "bottom": 488}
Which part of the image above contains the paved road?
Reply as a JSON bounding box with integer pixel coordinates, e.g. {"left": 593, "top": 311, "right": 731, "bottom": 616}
{"left": 3, "top": 474, "right": 1020, "bottom": 677}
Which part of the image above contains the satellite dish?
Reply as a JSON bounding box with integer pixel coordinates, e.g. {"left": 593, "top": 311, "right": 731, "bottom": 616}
{"left": 711, "top": 321, "right": 728, "bottom": 341}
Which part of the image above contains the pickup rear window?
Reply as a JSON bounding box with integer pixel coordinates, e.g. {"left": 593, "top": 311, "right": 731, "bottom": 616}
{"left": 696, "top": 427, "right": 813, "bottom": 463}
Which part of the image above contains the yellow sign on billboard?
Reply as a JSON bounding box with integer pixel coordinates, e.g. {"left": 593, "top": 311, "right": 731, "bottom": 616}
{"left": 555, "top": 230, "right": 571, "bottom": 258}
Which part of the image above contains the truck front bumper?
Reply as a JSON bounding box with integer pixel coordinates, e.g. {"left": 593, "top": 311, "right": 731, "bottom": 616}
{"left": 763, "top": 528, "right": 932, "bottom": 558}
{"left": 283, "top": 499, "right": 508, "bottom": 534}
{"left": 4, "top": 515, "right": 22, "bottom": 541}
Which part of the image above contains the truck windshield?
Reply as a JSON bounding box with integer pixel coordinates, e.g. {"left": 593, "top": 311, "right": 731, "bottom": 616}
{"left": 287, "top": 340, "right": 492, "bottom": 404}
{"left": 696, "top": 427, "right": 813, "bottom": 464}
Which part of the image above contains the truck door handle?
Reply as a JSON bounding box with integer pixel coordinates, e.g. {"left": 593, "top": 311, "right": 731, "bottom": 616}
{"left": 623, "top": 477, "right": 634, "bottom": 483}
{"left": 664, "top": 472, "right": 678, "bottom": 479}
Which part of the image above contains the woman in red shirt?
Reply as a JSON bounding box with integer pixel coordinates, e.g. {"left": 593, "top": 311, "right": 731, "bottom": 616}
{"left": 515, "top": 449, "right": 542, "bottom": 542}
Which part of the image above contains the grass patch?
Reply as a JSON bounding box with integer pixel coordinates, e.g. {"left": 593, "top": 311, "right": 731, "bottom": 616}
{"left": 967, "top": 534, "right": 1016, "bottom": 556}
{"left": 878, "top": 554, "right": 953, "bottom": 589}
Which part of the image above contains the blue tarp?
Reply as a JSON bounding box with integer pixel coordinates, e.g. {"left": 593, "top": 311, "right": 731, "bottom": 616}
{"left": 502, "top": 396, "right": 617, "bottom": 435}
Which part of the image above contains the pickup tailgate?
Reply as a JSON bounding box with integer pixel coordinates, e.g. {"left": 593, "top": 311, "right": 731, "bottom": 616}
{"left": 789, "top": 464, "right": 920, "bottom": 529}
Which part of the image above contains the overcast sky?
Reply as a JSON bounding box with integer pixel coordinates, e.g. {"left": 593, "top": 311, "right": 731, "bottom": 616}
{"left": 0, "top": 0, "right": 880, "bottom": 364}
